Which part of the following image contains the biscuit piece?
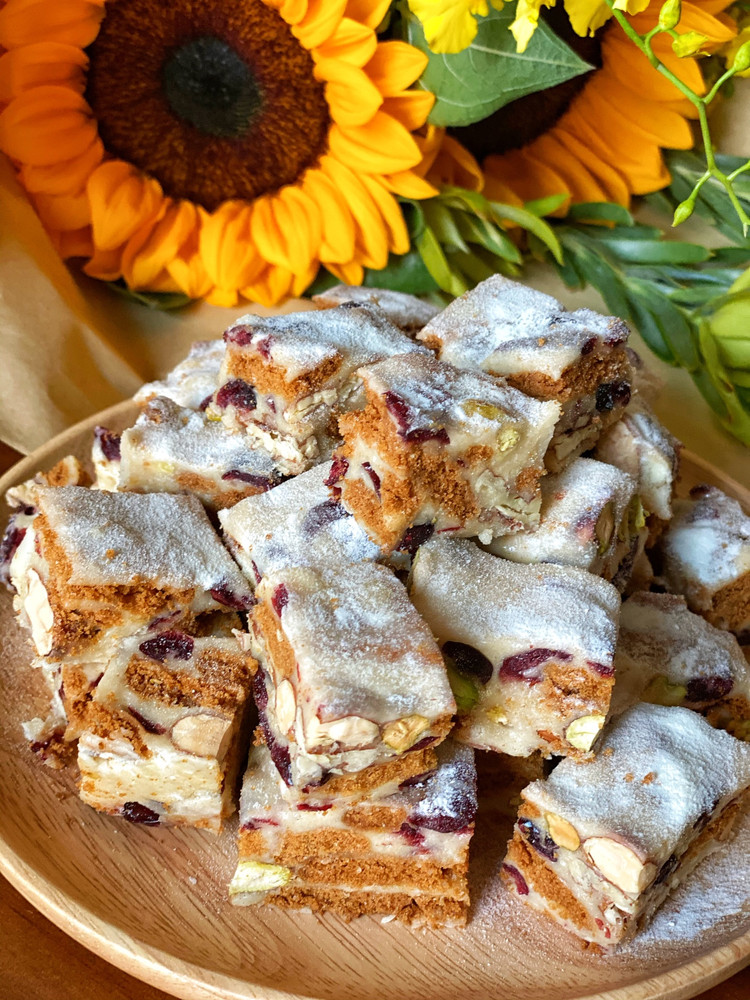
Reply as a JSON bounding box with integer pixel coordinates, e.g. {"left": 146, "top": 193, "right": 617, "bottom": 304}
{"left": 77, "top": 628, "right": 256, "bottom": 831}
{"left": 134, "top": 339, "right": 225, "bottom": 411}
{"left": 230, "top": 739, "right": 476, "bottom": 927}
{"left": 409, "top": 538, "right": 620, "bottom": 759}
{"left": 503, "top": 703, "right": 750, "bottom": 948}
{"left": 331, "top": 351, "right": 560, "bottom": 553}
{"left": 249, "top": 560, "right": 455, "bottom": 788}
{"left": 417, "top": 276, "right": 631, "bottom": 472}
{"left": 207, "top": 305, "right": 425, "bottom": 474}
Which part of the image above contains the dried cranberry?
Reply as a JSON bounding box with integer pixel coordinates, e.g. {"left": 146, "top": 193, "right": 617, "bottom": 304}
{"left": 595, "top": 918, "right": 611, "bottom": 939}
{"left": 404, "top": 427, "right": 450, "bottom": 445}
{"left": 198, "top": 394, "right": 212, "bottom": 411}
{"left": 384, "top": 391, "right": 411, "bottom": 433}
{"left": 251, "top": 560, "right": 262, "bottom": 584}
{"left": 502, "top": 863, "right": 529, "bottom": 895}
{"left": 686, "top": 676, "right": 733, "bottom": 703}
{"left": 271, "top": 584, "right": 289, "bottom": 617}
{"left": 324, "top": 456, "right": 349, "bottom": 487}
{"left": 396, "top": 522, "right": 434, "bottom": 556}
{"left": 221, "top": 470, "right": 276, "bottom": 491}
{"left": 408, "top": 735, "right": 438, "bottom": 752}
{"left": 0, "top": 522, "right": 26, "bottom": 586}
{"left": 225, "top": 324, "right": 254, "bottom": 346}
{"left": 148, "top": 611, "right": 180, "bottom": 631}
{"left": 499, "top": 648, "right": 571, "bottom": 684}
{"left": 588, "top": 660, "right": 615, "bottom": 677}
{"left": 296, "top": 802, "right": 333, "bottom": 811}
{"left": 139, "top": 631, "right": 194, "bottom": 662}
{"left": 580, "top": 337, "right": 596, "bottom": 355}
{"left": 689, "top": 484, "right": 713, "bottom": 501}
{"left": 94, "top": 426, "right": 121, "bottom": 462}
{"left": 242, "top": 817, "right": 280, "bottom": 829}
{"left": 398, "top": 823, "right": 425, "bottom": 847}
{"left": 398, "top": 770, "right": 437, "bottom": 789}
{"left": 260, "top": 713, "right": 292, "bottom": 785}
{"left": 654, "top": 853, "right": 679, "bottom": 886}
{"left": 595, "top": 380, "right": 631, "bottom": 413}
{"left": 410, "top": 800, "right": 475, "bottom": 834}
{"left": 122, "top": 801, "right": 160, "bottom": 825}
{"left": 252, "top": 671, "right": 269, "bottom": 710}
{"left": 519, "top": 819, "right": 558, "bottom": 861}
{"left": 127, "top": 707, "right": 166, "bottom": 735}
{"left": 215, "top": 379, "right": 257, "bottom": 412}
{"left": 210, "top": 584, "right": 256, "bottom": 610}
{"left": 362, "top": 462, "right": 381, "bottom": 496}
{"left": 443, "top": 641, "right": 494, "bottom": 685}
{"left": 302, "top": 500, "right": 348, "bottom": 534}
{"left": 256, "top": 336, "right": 273, "bottom": 359}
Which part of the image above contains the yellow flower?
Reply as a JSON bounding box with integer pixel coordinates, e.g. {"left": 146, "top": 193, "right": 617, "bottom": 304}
{"left": 512, "top": 0, "right": 650, "bottom": 50}
{"left": 724, "top": 23, "right": 750, "bottom": 76}
{"left": 0, "top": 0, "right": 437, "bottom": 306}
{"left": 407, "top": 0, "right": 505, "bottom": 54}
{"left": 480, "top": 0, "right": 736, "bottom": 207}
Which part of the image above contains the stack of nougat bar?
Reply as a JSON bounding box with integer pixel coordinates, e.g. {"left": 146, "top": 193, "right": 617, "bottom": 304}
{"left": 4, "top": 276, "right": 750, "bottom": 943}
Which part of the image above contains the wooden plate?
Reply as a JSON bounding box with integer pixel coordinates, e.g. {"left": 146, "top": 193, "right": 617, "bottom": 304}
{"left": 1, "top": 401, "right": 749, "bottom": 1000}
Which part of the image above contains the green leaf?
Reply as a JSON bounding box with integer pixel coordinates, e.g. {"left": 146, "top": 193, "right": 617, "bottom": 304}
{"left": 363, "top": 249, "right": 440, "bottom": 295}
{"left": 524, "top": 193, "right": 568, "bottom": 217}
{"left": 416, "top": 226, "right": 469, "bottom": 297}
{"left": 491, "top": 201, "right": 563, "bottom": 262}
{"left": 589, "top": 239, "right": 710, "bottom": 264}
{"left": 566, "top": 202, "right": 634, "bottom": 226}
{"left": 106, "top": 281, "right": 194, "bottom": 310}
{"left": 403, "top": 5, "right": 593, "bottom": 128}
{"left": 422, "top": 201, "right": 471, "bottom": 254}
{"left": 454, "top": 211, "right": 522, "bottom": 263}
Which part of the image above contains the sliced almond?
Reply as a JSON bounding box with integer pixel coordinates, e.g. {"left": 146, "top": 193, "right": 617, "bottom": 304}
{"left": 382, "top": 714, "right": 430, "bottom": 752}
{"left": 25, "top": 569, "right": 54, "bottom": 656}
{"left": 565, "top": 713, "right": 605, "bottom": 752}
{"left": 545, "top": 812, "right": 580, "bottom": 851}
{"left": 274, "top": 679, "right": 296, "bottom": 735}
{"left": 316, "top": 715, "right": 380, "bottom": 749}
{"left": 171, "top": 714, "right": 232, "bottom": 758}
{"left": 584, "top": 837, "right": 657, "bottom": 894}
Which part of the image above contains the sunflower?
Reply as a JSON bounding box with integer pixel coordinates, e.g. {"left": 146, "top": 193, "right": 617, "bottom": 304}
{"left": 473, "top": 1, "right": 736, "bottom": 212}
{"left": 0, "top": 0, "right": 437, "bottom": 305}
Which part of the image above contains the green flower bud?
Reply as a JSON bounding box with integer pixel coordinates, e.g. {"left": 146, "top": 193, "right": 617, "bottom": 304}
{"left": 658, "top": 0, "right": 681, "bottom": 31}
{"left": 732, "top": 38, "right": 750, "bottom": 73}
{"left": 672, "top": 30, "right": 708, "bottom": 56}
{"left": 672, "top": 197, "right": 695, "bottom": 226}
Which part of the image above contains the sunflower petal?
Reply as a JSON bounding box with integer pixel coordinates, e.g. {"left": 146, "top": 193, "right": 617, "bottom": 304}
{"left": 359, "top": 174, "right": 410, "bottom": 254}
{"left": 293, "top": 0, "right": 348, "bottom": 49}
{"left": 276, "top": 0, "right": 309, "bottom": 27}
{"left": 19, "top": 136, "right": 102, "bottom": 195}
{"left": 33, "top": 186, "right": 91, "bottom": 230}
{"left": 241, "top": 264, "right": 296, "bottom": 308}
{"left": 326, "top": 260, "right": 365, "bottom": 284}
{"left": 553, "top": 127, "right": 631, "bottom": 204}
{"left": 0, "top": 85, "right": 97, "bottom": 165}
{"left": 87, "top": 160, "right": 165, "bottom": 251}
{"left": 83, "top": 244, "right": 125, "bottom": 282}
{"left": 274, "top": 185, "right": 323, "bottom": 273}
{"left": 55, "top": 225, "right": 93, "bottom": 259}
{"left": 484, "top": 149, "right": 570, "bottom": 210}
{"left": 122, "top": 200, "right": 198, "bottom": 289}
{"left": 583, "top": 71, "right": 693, "bottom": 148}
{"left": 382, "top": 91, "right": 434, "bottom": 131}
{"left": 303, "top": 168, "right": 356, "bottom": 263}
{"left": 315, "top": 58, "right": 383, "bottom": 126}
{"left": 426, "top": 134, "right": 484, "bottom": 191}
{"left": 200, "top": 202, "right": 264, "bottom": 291}
{"left": 0, "top": 42, "right": 87, "bottom": 101}
{"left": 383, "top": 170, "right": 440, "bottom": 198}
{"left": 0, "top": 0, "right": 105, "bottom": 49}
{"left": 329, "top": 112, "right": 423, "bottom": 174}
{"left": 365, "top": 41, "right": 429, "bottom": 94}
{"left": 320, "top": 155, "right": 389, "bottom": 269}
{"left": 344, "top": 0, "right": 391, "bottom": 30}
{"left": 316, "top": 17, "right": 377, "bottom": 65}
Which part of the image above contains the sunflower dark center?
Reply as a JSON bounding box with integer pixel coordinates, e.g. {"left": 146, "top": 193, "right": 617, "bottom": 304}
{"left": 448, "top": 9, "right": 604, "bottom": 160}
{"left": 162, "top": 36, "right": 262, "bottom": 139}
{"left": 86, "top": 0, "right": 330, "bottom": 210}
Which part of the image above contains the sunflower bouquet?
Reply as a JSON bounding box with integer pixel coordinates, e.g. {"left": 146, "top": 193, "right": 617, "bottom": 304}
{"left": 0, "top": 0, "right": 748, "bottom": 438}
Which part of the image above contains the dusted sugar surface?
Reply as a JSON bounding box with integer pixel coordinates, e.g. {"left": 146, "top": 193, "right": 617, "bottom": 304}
{"left": 224, "top": 304, "right": 424, "bottom": 383}
{"left": 417, "top": 275, "right": 627, "bottom": 379}
{"left": 411, "top": 537, "right": 620, "bottom": 667}
{"left": 662, "top": 485, "right": 750, "bottom": 596}
{"left": 36, "top": 487, "right": 253, "bottom": 595}
{"left": 312, "top": 285, "right": 440, "bottom": 333}
{"left": 259, "top": 561, "right": 454, "bottom": 723}
{"left": 524, "top": 703, "right": 750, "bottom": 859}
{"left": 218, "top": 462, "right": 379, "bottom": 580}
{"left": 488, "top": 457, "right": 636, "bottom": 569}
{"left": 611, "top": 592, "right": 750, "bottom": 714}
{"left": 134, "top": 340, "right": 224, "bottom": 410}
{"left": 121, "top": 397, "right": 281, "bottom": 482}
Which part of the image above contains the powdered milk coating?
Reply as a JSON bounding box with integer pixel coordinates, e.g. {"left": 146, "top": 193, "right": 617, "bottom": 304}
{"left": 488, "top": 457, "right": 637, "bottom": 571}
{"left": 611, "top": 592, "right": 750, "bottom": 715}
{"left": 121, "top": 397, "right": 281, "bottom": 485}
{"left": 417, "top": 275, "right": 628, "bottom": 379}
{"left": 223, "top": 304, "right": 425, "bottom": 382}
{"left": 662, "top": 486, "right": 750, "bottom": 597}
{"left": 410, "top": 537, "right": 620, "bottom": 667}
{"left": 523, "top": 703, "right": 750, "bottom": 859}
{"left": 218, "top": 462, "right": 379, "bottom": 580}
{"left": 35, "top": 487, "right": 253, "bottom": 596}
{"left": 134, "top": 340, "right": 225, "bottom": 410}
{"left": 257, "top": 561, "right": 454, "bottom": 722}
{"left": 313, "top": 285, "right": 440, "bottom": 333}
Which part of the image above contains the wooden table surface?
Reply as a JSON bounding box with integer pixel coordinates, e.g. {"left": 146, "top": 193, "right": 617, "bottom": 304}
{"left": 1, "top": 436, "right": 749, "bottom": 1000}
